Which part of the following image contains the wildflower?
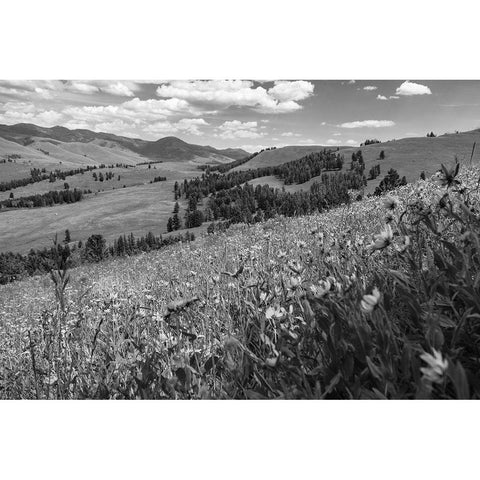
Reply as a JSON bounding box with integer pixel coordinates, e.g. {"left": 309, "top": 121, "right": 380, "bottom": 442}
{"left": 368, "top": 224, "right": 393, "bottom": 251}
{"left": 309, "top": 279, "right": 331, "bottom": 298}
{"left": 360, "top": 287, "right": 381, "bottom": 313}
{"left": 395, "top": 235, "right": 411, "bottom": 253}
{"left": 420, "top": 349, "right": 448, "bottom": 384}
{"left": 265, "top": 305, "right": 286, "bottom": 320}
{"left": 383, "top": 195, "right": 400, "bottom": 211}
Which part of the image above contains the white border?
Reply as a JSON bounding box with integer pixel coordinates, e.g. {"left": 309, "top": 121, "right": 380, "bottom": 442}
{"left": 1, "top": 1, "right": 479, "bottom": 478}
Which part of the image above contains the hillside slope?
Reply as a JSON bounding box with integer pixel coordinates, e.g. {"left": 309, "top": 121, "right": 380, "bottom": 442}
{"left": 233, "top": 145, "right": 341, "bottom": 171}
{"left": 0, "top": 123, "right": 249, "bottom": 166}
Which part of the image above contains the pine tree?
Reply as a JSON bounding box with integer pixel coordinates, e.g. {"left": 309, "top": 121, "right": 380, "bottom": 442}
{"left": 64, "top": 229, "right": 71, "bottom": 243}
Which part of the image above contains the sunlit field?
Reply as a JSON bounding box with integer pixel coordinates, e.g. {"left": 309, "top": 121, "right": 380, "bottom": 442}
{"left": 1, "top": 162, "right": 478, "bottom": 399}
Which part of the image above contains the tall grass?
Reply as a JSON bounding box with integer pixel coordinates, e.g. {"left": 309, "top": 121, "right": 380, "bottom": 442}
{"left": 0, "top": 163, "right": 479, "bottom": 399}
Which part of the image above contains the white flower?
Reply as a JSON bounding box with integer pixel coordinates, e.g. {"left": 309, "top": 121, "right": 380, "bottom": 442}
{"left": 420, "top": 349, "right": 448, "bottom": 384}
{"left": 368, "top": 224, "right": 394, "bottom": 251}
{"left": 360, "top": 287, "right": 381, "bottom": 313}
{"left": 265, "top": 305, "right": 286, "bottom": 320}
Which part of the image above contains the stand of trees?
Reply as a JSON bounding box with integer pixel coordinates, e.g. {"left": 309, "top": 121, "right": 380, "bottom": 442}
{"left": 361, "top": 139, "right": 381, "bottom": 146}
{"left": 367, "top": 164, "right": 381, "bottom": 180}
{"left": 0, "top": 188, "right": 89, "bottom": 209}
{"left": 180, "top": 150, "right": 345, "bottom": 204}
{"left": 206, "top": 170, "right": 365, "bottom": 225}
{"left": 374, "top": 168, "right": 407, "bottom": 195}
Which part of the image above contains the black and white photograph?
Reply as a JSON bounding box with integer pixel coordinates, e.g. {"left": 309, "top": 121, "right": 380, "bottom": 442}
{"left": 1, "top": 1, "right": 478, "bottom": 478}
{"left": 1, "top": 78, "right": 479, "bottom": 400}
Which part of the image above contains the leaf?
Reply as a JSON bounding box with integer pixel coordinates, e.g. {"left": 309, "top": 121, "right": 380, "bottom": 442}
{"left": 320, "top": 372, "right": 342, "bottom": 399}
{"left": 449, "top": 361, "right": 470, "bottom": 399}
{"left": 366, "top": 357, "right": 383, "bottom": 382}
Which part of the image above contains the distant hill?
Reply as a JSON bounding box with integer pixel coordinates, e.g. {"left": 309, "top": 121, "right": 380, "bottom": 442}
{"left": 232, "top": 131, "right": 480, "bottom": 193}
{"left": 0, "top": 123, "right": 249, "bottom": 166}
{"left": 137, "top": 136, "right": 248, "bottom": 162}
{"left": 338, "top": 129, "right": 480, "bottom": 193}
{"left": 233, "top": 145, "right": 349, "bottom": 171}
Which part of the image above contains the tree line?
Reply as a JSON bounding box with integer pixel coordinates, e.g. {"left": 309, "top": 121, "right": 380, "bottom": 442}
{"left": 0, "top": 188, "right": 89, "bottom": 209}
{"left": 0, "top": 230, "right": 195, "bottom": 284}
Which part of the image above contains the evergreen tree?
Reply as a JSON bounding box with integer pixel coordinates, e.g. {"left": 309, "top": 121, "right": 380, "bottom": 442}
{"left": 64, "top": 229, "right": 71, "bottom": 243}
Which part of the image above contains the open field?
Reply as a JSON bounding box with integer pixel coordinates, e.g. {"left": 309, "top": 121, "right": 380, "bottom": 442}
{"left": 0, "top": 160, "right": 206, "bottom": 252}
{"left": 1, "top": 165, "right": 479, "bottom": 399}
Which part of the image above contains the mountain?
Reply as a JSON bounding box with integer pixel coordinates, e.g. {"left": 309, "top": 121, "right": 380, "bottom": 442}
{"left": 0, "top": 123, "right": 250, "bottom": 164}
{"left": 137, "top": 136, "right": 248, "bottom": 162}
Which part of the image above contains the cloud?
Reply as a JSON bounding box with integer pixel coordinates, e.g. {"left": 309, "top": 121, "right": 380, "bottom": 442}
{"left": 395, "top": 81, "right": 432, "bottom": 96}
{"left": 144, "top": 118, "right": 209, "bottom": 136}
{"left": 333, "top": 132, "right": 341, "bottom": 136}
{"left": 363, "top": 86, "right": 378, "bottom": 91}
{"left": 0, "top": 101, "right": 64, "bottom": 127}
{"left": 267, "top": 80, "right": 314, "bottom": 102}
{"left": 217, "top": 120, "right": 265, "bottom": 139}
{"left": 346, "top": 139, "right": 358, "bottom": 145}
{"left": 326, "top": 138, "right": 342, "bottom": 145}
{"left": 339, "top": 120, "right": 395, "bottom": 128}
{"left": 280, "top": 132, "right": 302, "bottom": 137}
{"left": 67, "top": 82, "right": 100, "bottom": 94}
{"left": 156, "top": 80, "right": 314, "bottom": 114}
{"left": 101, "top": 82, "right": 136, "bottom": 97}
{"left": 239, "top": 144, "right": 273, "bottom": 152}
{"left": 377, "top": 94, "right": 400, "bottom": 101}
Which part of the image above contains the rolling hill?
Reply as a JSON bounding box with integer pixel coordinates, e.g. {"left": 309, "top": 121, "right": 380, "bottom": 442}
{"left": 0, "top": 123, "right": 250, "bottom": 172}
{"left": 232, "top": 145, "right": 343, "bottom": 171}
{"left": 234, "top": 131, "right": 480, "bottom": 176}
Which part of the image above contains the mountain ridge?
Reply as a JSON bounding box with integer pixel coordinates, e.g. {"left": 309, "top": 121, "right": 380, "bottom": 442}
{"left": 0, "top": 123, "right": 250, "bottom": 162}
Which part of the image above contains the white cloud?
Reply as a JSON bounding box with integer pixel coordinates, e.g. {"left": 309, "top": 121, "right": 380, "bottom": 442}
{"left": 268, "top": 80, "right": 314, "bottom": 102}
{"left": 333, "top": 132, "right": 341, "bottom": 136}
{"left": 326, "top": 138, "right": 341, "bottom": 145}
{"left": 68, "top": 82, "right": 100, "bottom": 94}
{"left": 363, "top": 86, "right": 378, "bottom": 91}
{"left": 144, "top": 118, "right": 209, "bottom": 136}
{"left": 339, "top": 120, "right": 395, "bottom": 128}
{"left": 281, "top": 132, "right": 302, "bottom": 137}
{"left": 217, "top": 120, "right": 265, "bottom": 139}
{"left": 395, "top": 81, "right": 432, "bottom": 96}
{"left": 377, "top": 95, "right": 388, "bottom": 100}
{"left": 346, "top": 139, "right": 358, "bottom": 145}
{"left": 389, "top": 95, "right": 400, "bottom": 99}
{"left": 101, "top": 82, "right": 135, "bottom": 97}
{"left": 156, "top": 80, "right": 313, "bottom": 114}
{"left": 239, "top": 144, "right": 274, "bottom": 152}
{"left": 0, "top": 101, "right": 64, "bottom": 127}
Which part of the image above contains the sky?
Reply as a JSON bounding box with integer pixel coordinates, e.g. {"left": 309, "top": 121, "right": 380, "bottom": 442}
{"left": 0, "top": 80, "right": 480, "bottom": 151}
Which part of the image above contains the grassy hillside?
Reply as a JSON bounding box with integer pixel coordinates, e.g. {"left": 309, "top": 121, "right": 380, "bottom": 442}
{"left": 0, "top": 123, "right": 249, "bottom": 166}
{"left": 233, "top": 145, "right": 337, "bottom": 171}
{"left": 231, "top": 130, "right": 480, "bottom": 195}
{"left": 1, "top": 165, "right": 479, "bottom": 399}
{"left": 339, "top": 130, "right": 480, "bottom": 193}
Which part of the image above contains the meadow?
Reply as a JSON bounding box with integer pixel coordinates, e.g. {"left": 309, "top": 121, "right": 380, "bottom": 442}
{"left": 1, "top": 161, "right": 478, "bottom": 399}
{"left": 0, "top": 161, "right": 203, "bottom": 252}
